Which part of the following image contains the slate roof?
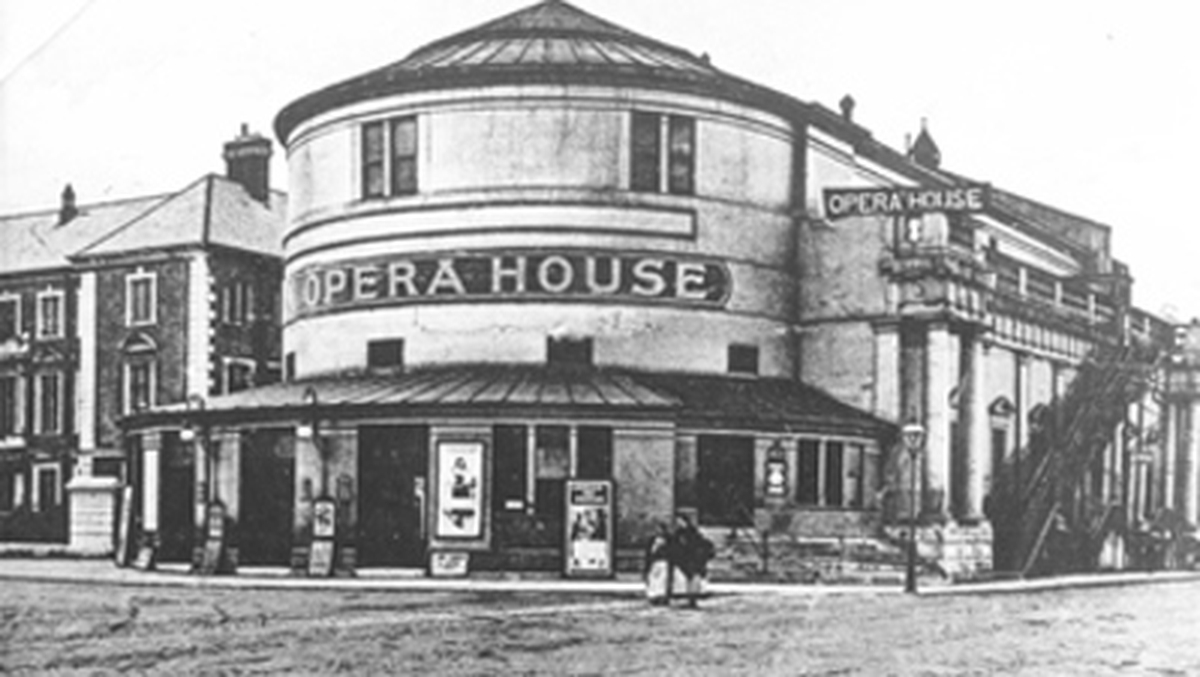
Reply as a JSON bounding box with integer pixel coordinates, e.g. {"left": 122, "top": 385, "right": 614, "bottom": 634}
{"left": 73, "top": 175, "right": 285, "bottom": 261}
{"left": 275, "top": 0, "right": 805, "bottom": 142}
{"left": 141, "top": 364, "right": 894, "bottom": 438}
{"left": 0, "top": 175, "right": 285, "bottom": 277}
{"left": 0, "top": 194, "right": 167, "bottom": 275}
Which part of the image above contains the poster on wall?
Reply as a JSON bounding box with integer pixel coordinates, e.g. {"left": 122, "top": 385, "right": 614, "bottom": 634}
{"left": 564, "top": 479, "right": 614, "bottom": 578}
{"left": 435, "top": 440, "right": 484, "bottom": 539}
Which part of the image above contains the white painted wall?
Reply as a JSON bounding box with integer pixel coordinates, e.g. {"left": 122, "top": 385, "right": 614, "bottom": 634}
{"left": 282, "top": 84, "right": 797, "bottom": 380}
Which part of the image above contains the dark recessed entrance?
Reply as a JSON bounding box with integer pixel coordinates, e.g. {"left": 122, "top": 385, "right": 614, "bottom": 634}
{"left": 239, "top": 429, "right": 295, "bottom": 565}
{"left": 357, "top": 425, "right": 429, "bottom": 568}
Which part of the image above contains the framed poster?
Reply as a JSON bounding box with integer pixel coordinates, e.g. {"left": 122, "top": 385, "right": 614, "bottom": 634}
{"left": 435, "top": 440, "right": 483, "bottom": 539}
{"left": 564, "top": 480, "right": 614, "bottom": 578}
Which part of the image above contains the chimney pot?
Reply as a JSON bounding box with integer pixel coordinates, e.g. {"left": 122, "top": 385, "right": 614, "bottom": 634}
{"left": 58, "top": 183, "right": 78, "bottom": 225}
{"left": 839, "top": 94, "right": 855, "bottom": 122}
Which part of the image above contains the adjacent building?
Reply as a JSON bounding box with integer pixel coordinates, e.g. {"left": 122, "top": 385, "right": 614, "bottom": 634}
{"left": 0, "top": 128, "right": 285, "bottom": 553}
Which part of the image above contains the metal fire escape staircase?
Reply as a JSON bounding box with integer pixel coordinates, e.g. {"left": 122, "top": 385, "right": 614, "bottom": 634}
{"left": 1002, "top": 341, "right": 1151, "bottom": 577}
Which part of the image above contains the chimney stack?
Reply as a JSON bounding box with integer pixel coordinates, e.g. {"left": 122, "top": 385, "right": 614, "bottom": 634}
{"left": 223, "top": 124, "right": 272, "bottom": 203}
{"left": 58, "top": 184, "right": 78, "bottom": 225}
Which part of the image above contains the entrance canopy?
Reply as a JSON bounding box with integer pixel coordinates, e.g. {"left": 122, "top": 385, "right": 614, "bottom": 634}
{"left": 130, "top": 364, "right": 893, "bottom": 438}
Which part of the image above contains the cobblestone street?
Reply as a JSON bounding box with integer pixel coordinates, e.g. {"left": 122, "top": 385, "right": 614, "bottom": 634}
{"left": 3, "top": 578, "right": 1199, "bottom": 675}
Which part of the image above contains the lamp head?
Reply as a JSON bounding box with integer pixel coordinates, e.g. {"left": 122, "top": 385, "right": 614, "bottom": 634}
{"left": 901, "top": 422, "right": 926, "bottom": 454}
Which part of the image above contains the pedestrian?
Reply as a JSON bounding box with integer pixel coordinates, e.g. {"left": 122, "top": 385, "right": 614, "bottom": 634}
{"left": 669, "top": 513, "right": 714, "bottom": 609}
{"left": 643, "top": 522, "right": 672, "bottom": 605}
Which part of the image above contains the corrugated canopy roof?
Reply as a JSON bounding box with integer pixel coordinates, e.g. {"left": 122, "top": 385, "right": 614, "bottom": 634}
{"left": 141, "top": 364, "right": 893, "bottom": 438}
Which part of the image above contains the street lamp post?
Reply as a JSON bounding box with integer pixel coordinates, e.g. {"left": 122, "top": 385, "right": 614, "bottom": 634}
{"left": 901, "top": 421, "right": 926, "bottom": 594}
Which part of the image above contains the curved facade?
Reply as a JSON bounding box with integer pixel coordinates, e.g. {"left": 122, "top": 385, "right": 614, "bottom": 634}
{"left": 278, "top": 11, "right": 800, "bottom": 380}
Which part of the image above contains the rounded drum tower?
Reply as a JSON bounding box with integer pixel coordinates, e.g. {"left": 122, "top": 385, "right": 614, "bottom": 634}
{"left": 275, "top": 0, "right": 799, "bottom": 379}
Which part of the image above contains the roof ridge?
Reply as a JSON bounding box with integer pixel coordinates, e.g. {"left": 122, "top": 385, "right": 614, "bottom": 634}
{"left": 0, "top": 190, "right": 173, "bottom": 223}
{"left": 72, "top": 174, "right": 213, "bottom": 258}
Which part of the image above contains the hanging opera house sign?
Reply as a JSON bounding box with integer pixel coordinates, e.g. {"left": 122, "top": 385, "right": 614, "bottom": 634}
{"left": 289, "top": 249, "right": 733, "bottom": 318}
{"left": 823, "top": 183, "right": 991, "bottom": 219}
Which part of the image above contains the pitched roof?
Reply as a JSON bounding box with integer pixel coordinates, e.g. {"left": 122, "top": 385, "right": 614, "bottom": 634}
{"left": 0, "top": 194, "right": 168, "bottom": 275}
{"left": 74, "top": 175, "right": 285, "bottom": 260}
{"left": 275, "top": 0, "right": 806, "bottom": 142}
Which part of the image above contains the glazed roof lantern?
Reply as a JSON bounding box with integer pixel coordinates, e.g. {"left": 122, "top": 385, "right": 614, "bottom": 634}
{"left": 909, "top": 118, "right": 941, "bottom": 169}
{"left": 274, "top": 0, "right": 805, "bottom": 144}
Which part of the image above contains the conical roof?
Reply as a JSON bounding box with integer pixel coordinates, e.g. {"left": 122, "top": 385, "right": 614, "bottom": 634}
{"left": 275, "top": 0, "right": 803, "bottom": 143}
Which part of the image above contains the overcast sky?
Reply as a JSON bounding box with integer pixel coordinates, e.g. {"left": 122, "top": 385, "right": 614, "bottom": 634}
{"left": 1, "top": 0, "right": 1197, "bottom": 320}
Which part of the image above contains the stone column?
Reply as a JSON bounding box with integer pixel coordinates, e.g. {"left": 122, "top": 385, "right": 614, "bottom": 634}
{"left": 135, "top": 431, "right": 162, "bottom": 569}
{"left": 1163, "top": 401, "right": 1178, "bottom": 510}
{"left": 963, "top": 335, "right": 989, "bottom": 521}
{"left": 924, "top": 323, "right": 954, "bottom": 519}
{"left": 1188, "top": 402, "right": 1200, "bottom": 525}
{"left": 874, "top": 323, "right": 901, "bottom": 423}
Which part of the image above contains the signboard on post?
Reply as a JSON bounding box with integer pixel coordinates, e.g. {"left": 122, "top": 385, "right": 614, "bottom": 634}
{"left": 564, "top": 480, "right": 614, "bottom": 578}
{"left": 308, "top": 498, "right": 337, "bottom": 577}
{"left": 822, "top": 184, "right": 990, "bottom": 219}
{"left": 435, "top": 440, "right": 484, "bottom": 539}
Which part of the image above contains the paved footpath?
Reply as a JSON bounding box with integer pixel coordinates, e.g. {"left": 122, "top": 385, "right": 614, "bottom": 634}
{"left": 2, "top": 556, "right": 1198, "bottom": 597}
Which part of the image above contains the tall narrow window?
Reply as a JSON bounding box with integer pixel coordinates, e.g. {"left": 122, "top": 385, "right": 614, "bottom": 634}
{"left": 0, "top": 467, "right": 14, "bottom": 511}
{"left": 362, "top": 120, "right": 386, "bottom": 199}
{"left": 125, "top": 362, "right": 154, "bottom": 414}
{"left": 797, "top": 439, "right": 820, "bottom": 505}
{"left": 33, "top": 463, "right": 60, "bottom": 512}
{"left": 0, "top": 376, "right": 16, "bottom": 437}
{"left": 824, "top": 441, "right": 845, "bottom": 507}
{"left": 0, "top": 295, "right": 19, "bottom": 341}
{"left": 36, "top": 291, "right": 63, "bottom": 339}
{"left": 126, "top": 271, "right": 156, "bottom": 326}
{"left": 630, "top": 112, "right": 661, "bottom": 192}
{"left": 391, "top": 117, "right": 418, "bottom": 196}
{"left": 493, "top": 425, "right": 528, "bottom": 512}
{"left": 667, "top": 115, "right": 695, "bottom": 195}
{"left": 535, "top": 426, "right": 570, "bottom": 517}
{"left": 36, "top": 372, "right": 61, "bottom": 434}
{"left": 576, "top": 427, "right": 613, "bottom": 480}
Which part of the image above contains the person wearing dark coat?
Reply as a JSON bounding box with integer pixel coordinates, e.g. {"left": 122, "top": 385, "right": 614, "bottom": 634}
{"left": 669, "top": 514, "right": 714, "bottom": 608}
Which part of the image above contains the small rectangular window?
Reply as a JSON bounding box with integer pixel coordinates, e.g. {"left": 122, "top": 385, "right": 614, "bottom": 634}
{"left": 92, "top": 457, "right": 125, "bottom": 482}
{"left": 667, "top": 115, "right": 695, "bottom": 195}
{"left": 493, "top": 425, "right": 528, "bottom": 512}
{"left": 0, "top": 296, "right": 19, "bottom": 341}
{"left": 0, "top": 376, "right": 16, "bottom": 437}
{"left": 728, "top": 344, "right": 759, "bottom": 375}
{"left": 391, "top": 117, "right": 418, "bottom": 196}
{"left": 362, "top": 120, "right": 387, "bottom": 199}
{"left": 630, "top": 112, "right": 662, "bottom": 192}
{"left": 284, "top": 353, "right": 297, "bottom": 382}
{"left": 367, "top": 338, "right": 405, "bottom": 369}
{"left": 547, "top": 337, "right": 593, "bottom": 367}
{"left": 226, "top": 361, "right": 253, "bottom": 393}
{"left": 126, "top": 271, "right": 156, "bottom": 326}
{"left": 36, "top": 291, "right": 63, "bottom": 339}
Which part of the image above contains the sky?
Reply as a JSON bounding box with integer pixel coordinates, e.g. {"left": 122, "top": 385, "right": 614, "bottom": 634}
{"left": 1, "top": 0, "right": 1197, "bottom": 320}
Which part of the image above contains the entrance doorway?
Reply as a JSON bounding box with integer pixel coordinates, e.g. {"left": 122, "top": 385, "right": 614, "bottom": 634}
{"left": 357, "top": 425, "right": 429, "bottom": 568}
{"left": 158, "top": 432, "right": 193, "bottom": 562}
{"left": 239, "top": 429, "right": 295, "bottom": 565}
